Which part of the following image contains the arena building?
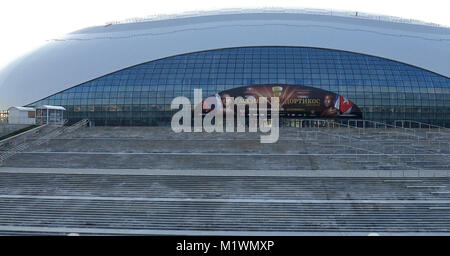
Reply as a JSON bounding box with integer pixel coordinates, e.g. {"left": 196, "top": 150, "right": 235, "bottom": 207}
{"left": 0, "top": 9, "right": 449, "bottom": 126}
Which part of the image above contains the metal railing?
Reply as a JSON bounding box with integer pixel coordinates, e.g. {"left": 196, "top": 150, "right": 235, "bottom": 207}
{"left": 281, "top": 118, "right": 450, "bottom": 170}
{"left": 0, "top": 119, "right": 89, "bottom": 166}
{"left": 394, "top": 120, "right": 450, "bottom": 132}
{"left": 105, "top": 8, "right": 446, "bottom": 28}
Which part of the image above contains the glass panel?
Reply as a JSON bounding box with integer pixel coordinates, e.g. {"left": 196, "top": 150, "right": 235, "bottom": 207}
{"left": 26, "top": 47, "right": 450, "bottom": 126}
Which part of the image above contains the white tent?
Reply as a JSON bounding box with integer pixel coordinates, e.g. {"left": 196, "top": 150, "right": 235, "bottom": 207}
{"left": 7, "top": 106, "right": 36, "bottom": 124}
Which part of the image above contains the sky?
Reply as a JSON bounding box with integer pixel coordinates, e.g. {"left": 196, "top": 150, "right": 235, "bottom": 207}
{"left": 0, "top": 0, "right": 449, "bottom": 70}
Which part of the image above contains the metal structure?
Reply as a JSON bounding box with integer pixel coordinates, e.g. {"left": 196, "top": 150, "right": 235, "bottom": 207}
{"left": 109, "top": 8, "right": 446, "bottom": 27}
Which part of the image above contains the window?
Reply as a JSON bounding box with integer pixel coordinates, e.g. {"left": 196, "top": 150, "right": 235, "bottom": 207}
{"left": 29, "top": 46, "right": 450, "bottom": 126}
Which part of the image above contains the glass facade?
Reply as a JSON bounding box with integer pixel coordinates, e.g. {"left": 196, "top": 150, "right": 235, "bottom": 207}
{"left": 28, "top": 47, "right": 450, "bottom": 126}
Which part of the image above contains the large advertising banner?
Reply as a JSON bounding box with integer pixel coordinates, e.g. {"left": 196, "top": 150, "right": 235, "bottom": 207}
{"left": 203, "top": 84, "right": 362, "bottom": 118}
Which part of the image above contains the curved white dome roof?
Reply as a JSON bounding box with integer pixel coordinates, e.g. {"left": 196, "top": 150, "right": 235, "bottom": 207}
{"left": 0, "top": 9, "right": 449, "bottom": 109}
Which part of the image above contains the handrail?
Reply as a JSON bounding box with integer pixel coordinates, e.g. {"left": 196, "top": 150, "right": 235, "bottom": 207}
{"left": 0, "top": 119, "right": 89, "bottom": 165}
{"left": 282, "top": 118, "right": 447, "bottom": 153}
{"left": 0, "top": 124, "right": 48, "bottom": 146}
